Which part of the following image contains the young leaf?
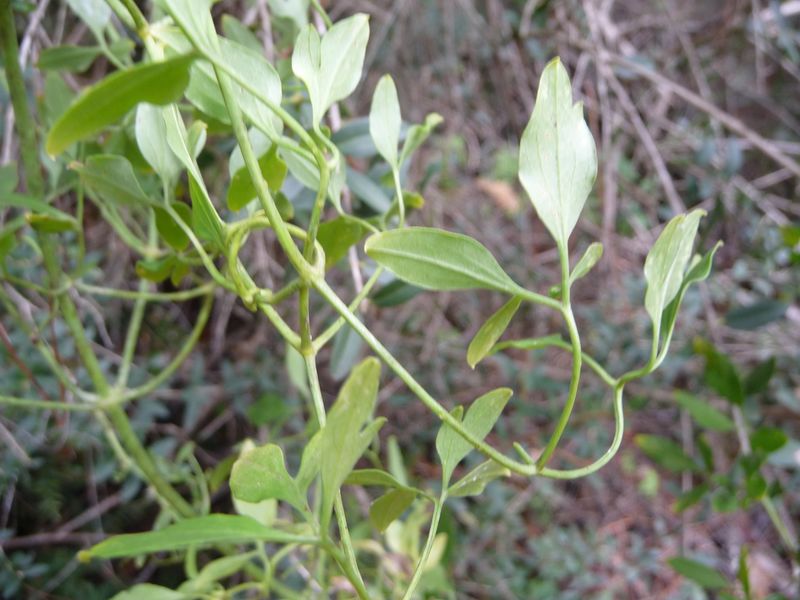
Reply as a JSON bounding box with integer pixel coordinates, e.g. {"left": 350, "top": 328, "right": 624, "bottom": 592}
{"left": 399, "top": 112, "right": 443, "bottom": 166}
{"left": 448, "top": 459, "right": 510, "bottom": 497}
{"left": 230, "top": 444, "right": 306, "bottom": 512}
{"left": 46, "top": 55, "right": 195, "bottom": 155}
{"left": 570, "top": 242, "right": 603, "bottom": 285}
{"left": 369, "top": 488, "right": 416, "bottom": 532}
{"left": 317, "top": 217, "right": 368, "bottom": 269}
{"left": 436, "top": 388, "right": 512, "bottom": 484}
{"left": 635, "top": 434, "right": 698, "bottom": 473}
{"left": 467, "top": 297, "right": 522, "bottom": 368}
{"left": 518, "top": 57, "right": 597, "bottom": 251}
{"left": 292, "top": 14, "right": 370, "bottom": 124}
{"left": 73, "top": 155, "right": 153, "bottom": 207}
{"left": 668, "top": 557, "right": 728, "bottom": 590}
{"left": 644, "top": 209, "right": 705, "bottom": 334}
{"left": 136, "top": 104, "right": 181, "bottom": 184}
{"left": 78, "top": 515, "right": 305, "bottom": 560}
{"left": 345, "top": 469, "right": 410, "bottom": 490}
{"left": 370, "top": 74, "right": 401, "bottom": 167}
{"left": 674, "top": 392, "right": 734, "bottom": 432}
{"left": 365, "top": 227, "right": 519, "bottom": 294}
{"left": 320, "top": 358, "right": 386, "bottom": 522}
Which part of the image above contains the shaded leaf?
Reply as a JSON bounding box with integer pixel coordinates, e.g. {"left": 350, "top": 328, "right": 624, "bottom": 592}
{"left": 635, "top": 434, "right": 698, "bottom": 473}
{"left": 726, "top": 300, "right": 787, "bottom": 331}
{"left": 674, "top": 392, "right": 734, "bottom": 432}
{"left": 317, "top": 217, "right": 368, "bottom": 269}
{"left": 38, "top": 45, "right": 101, "bottom": 72}
{"left": 369, "top": 488, "right": 416, "bottom": 532}
{"left": 668, "top": 557, "right": 728, "bottom": 590}
{"left": 674, "top": 483, "right": 710, "bottom": 512}
{"left": 750, "top": 428, "right": 788, "bottom": 454}
{"left": 345, "top": 469, "right": 409, "bottom": 490}
{"left": 227, "top": 146, "right": 287, "bottom": 211}
{"left": 744, "top": 358, "right": 775, "bottom": 396}
{"left": 448, "top": 460, "right": 510, "bottom": 497}
{"left": 154, "top": 203, "right": 191, "bottom": 251}
{"left": 74, "top": 155, "right": 153, "bottom": 207}
{"left": 467, "top": 297, "right": 521, "bottom": 368}
{"left": 694, "top": 339, "right": 745, "bottom": 406}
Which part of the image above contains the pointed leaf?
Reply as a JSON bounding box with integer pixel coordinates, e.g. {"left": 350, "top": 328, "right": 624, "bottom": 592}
{"left": 750, "top": 427, "right": 788, "bottom": 454}
{"left": 73, "top": 155, "right": 153, "bottom": 207}
{"left": 518, "top": 57, "right": 597, "bottom": 250}
{"left": 365, "top": 227, "right": 519, "bottom": 293}
{"left": 694, "top": 339, "right": 745, "bottom": 406}
{"left": 668, "top": 557, "right": 728, "bottom": 590}
{"left": 136, "top": 104, "right": 181, "bottom": 184}
{"left": 744, "top": 358, "right": 775, "bottom": 396}
{"left": 154, "top": 203, "right": 191, "bottom": 251}
{"left": 369, "top": 488, "right": 416, "bottom": 532}
{"left": 370, "top": 74, "right": 401, "bottom": 167}
{"left": 467, "top": 297, "right": 521, "bottom": 368}
{"left": 570, "top": 242, "right": 603, "bottom": 285}
{"left": 436, "top": 388, "right": 512, "bottom": 484}
{"left": 399, "top": 112, "right": 443, "bottom": 166}
{"left": 674, "top": 392, "right": 734, "bottom": 432}
{"left": 345, "top": 469, "right": 409, "bottom": 490}
{"left": 46, "top": 55, "right": 194, "bottom": 155}
{"left": 230, "top": 444, "right": 306, "bottom": 512}
{"left": 448, "top": 459, "right": 510, "bottom": 497}
{"left": 644, "top": 209, "right": 705, "bottom": 333}
{"left": 78, "top": 515, "right": 307, "bottom": 560}
{"left": 38, "top": 45, "right": 101, "bottom": 72}
{"left": 635, "top": 434, "right": 698, "bottom": 473}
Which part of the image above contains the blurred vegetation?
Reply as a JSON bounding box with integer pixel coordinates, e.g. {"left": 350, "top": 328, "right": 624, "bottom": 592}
{"left": 0, "top": 0, "right": 798, "bottom": 598}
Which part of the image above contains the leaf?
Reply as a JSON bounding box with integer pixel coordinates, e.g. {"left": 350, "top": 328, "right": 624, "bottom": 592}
{"left": 330, "top": 324, "right": 364, "bottom": 382}
{"left": 369, "top": 75, "right": 401, "bottom": 167}
{"left": 230, "top": 444, "right": 306, "bottom": 512}
{"left": 227, "top": 146, "right": 287, "bottom": 211}
{"left": 369, "top": 489, "right": 416, "bottom": 532}
{"left": 518, "top": 57, "right": 597, "bottom": 250}
{"left": 46, "top": 55, "right": 195, "bottom": 155}
{"left": 345, "top": 469, "right": 409, "bottom": 490}
{"left": 570, "top": 242, "right": 603, "bottom": 284}
{"left": 634, "top": 434, "right": 698, "bottom": 473}
{"left": 292, "top": 14, "right": 370, "bottom": 124}
{"left": 156, "top": 0, "right": 218, "bottom": 51}
{"left": 399, "top": 112, "right": 443, "bottom": 166}
{"left": 435, "top": 388, "right": 512, "bottom": 484}
{"left": 694, "top": 339, "right": 745, "bottom": 406}
{"left": 674, "top": 392, "right": 734, "bottom": 432}
{"left": 448, "top": 459, "right": 510, "bottom": 497}
{"left": 750, "top": 428, "right": 788, "bottom": 454}
{"left": 644, "top": 209, "right": 705, "bottom": 333}
{"left": 347, "top": 169, "right": 391, "bottom": 213}
{"left": 221, "top": 15, "right": 262, "bottom": 52}
{"left": 268, "top": 0, "right": 309, "bottom": 30}
{"left": 365, "top": 227, "right": 519, "bottom": 293}
{"left": 725, "top": 300, "right": 787, "bottom": 331}
{"left": 179, "top": 553, "right": 257, "bottom": 594}
{"left": 317, "top": 217, "right": 368, "bottom": 269}
{"left": 110, "top": 584, "right": 184, "bottom": 600}
{"left": 668, "top": 557, "right": 728, "bottom": 590}
{"left": 66, "top": 0, "right": 111, "bottom": 37}
{"left": 78, "top": 515, "right": 304, "bottom": 560}
{"left": 370, "top": 279, "right": 424, "bottom": 307}
{"left": 744, "top": 358, "right": 775, "bottom": 396}
{"left": 467, "top": 297, "right": 522, "bottom": 368}
{"left": 490, "top": 334, "right": 565, "bottom": 354}
{"left": 38, "top": 45, "right": 101, "bottom": 72}
{"left": 320, "top": 358, "right": 386, "bottom": 522}
{"left": 136, "top": 104, "right": 181, "bottom": 184}
{"left": 154, "top": 203, "right": 191, "bottom": 251}
{"left": 673, "top": 483, "right": 710, "bottom": 512}
{"left": 738, "top": 546, "right": 751, "bottom": 600}
{"left": 73, "top": 155, "right": 153, "bottom": 207}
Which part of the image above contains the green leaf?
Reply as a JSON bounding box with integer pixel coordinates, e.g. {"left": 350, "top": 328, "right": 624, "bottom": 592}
{"left": 136, "top": 104, "right": 181, "bottom": 184}
{"left": 110, "top": 584, "right": 183, "bottom": 600}
{"left": 370, "top": 279, "right": 424, "bottom": 307}
{"left": 136, "top": 256, "right": 176, "bottom": 283}
{"left": 344, "top": 469, "right": 409, "bottom": 490}
{"left": 750, "top": 428, "right": 788, "bottom": 454}
{"left": 365, "top": 227, "right": 519, "bottom": 293}
{"left": 330, "top": 324, "right": 364, "bottom": 382}
{"left": 179, "top": 553, "right": 258, "bottom": 594}
{"left": 292, "top": 14, "right": 370, "bottom": 124}
{"left": 436, "top": 388, "right": 512, "bottom": 484}
{"left": 644, "top": 209, "right": 705, "bottom": 334}
{"left": 156, "top": 0, "right": 218, "bottom": 51}
{"left": 73, "top": 155, "right": 153, "bottom": 207}
{"left": 711, "top": 488, "right": 738, "bottom": 513}
{"left": 46, "top": 55, "right": 195, "bottom": 155}
{"left": 673, "top": 483, "right": 710, "bottom": 512}
{"left": 369, "top": 74, "right": 401, "bottom": 167}
{"left": 674, "top": 392, "right": 734, "bottom": 432}
{"left": 570, "top": 242, "right": 603, "bottom": 284}
{"left": 78, "top": 515, "right": 304, "bottom": 560}
{"left": 399, "top": 112, "right": 443, "bottom": 166}
{"left": 1, "top": 193, "right": 77, "bottom": 227}
{"left": 221, "top": 15, "right": 262, "bottom": 52}
{"left": 744, "top": 358, "right": 775, "bottom": 396}
{"left": 66, "top": 0, "right": 111, "bottom": 37}
{"left": 635, "top": 434, "right": 698, "bottom": 473}
{"left": 738, "top": 546, "right": 751, "bottom": 600}
{"left": 227, "top": 146, "right": 287, "bottom": 211}
{"left": 490, "top": 334, "right": 565, "bottom": 355}
{"left": 467, "top": 297, "right": 521, "bottom": 368}
{"left": 320, "top": 358, "right": 386, "bottom": 522}
{"left": 154, "top": 203, "right": 191, "bottom": 251}
{"left": 268, "top": 0, "right": 309, "bottom": 31}
{"left": 668, "top": 556, "right": 728, "bottom": 590}
{"left": 317, "top": 217, "right": 368, "bottom": 269}
{"left": 518, "top": 57, "right": 597, "bottom": 250}
{"left": 37, "top": 45, "right": 101, "bottom": 72}
{"left": 369, "top": 488, "right": 416, "bottom": 532}
{"left": 230, "top": 444, "right": 306, "bottom": 512}
{"left": 694, "top": 339, "right": 745, "bottom": 406}
{"left": 448, "top": 459, "right": 510, "bottom": 497}
{"left": 726, "top": 300, "right": 787, "bottom": 331}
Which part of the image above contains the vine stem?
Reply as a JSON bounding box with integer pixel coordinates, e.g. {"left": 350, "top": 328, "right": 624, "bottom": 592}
{"left": 402, "top": 495, "right": 444, "bottom": 600}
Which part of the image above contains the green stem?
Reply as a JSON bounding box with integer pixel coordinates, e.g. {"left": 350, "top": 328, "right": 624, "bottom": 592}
{"left": 761, "top": 495, "right": 798, "bottom": 553}
{"left": 0, "top": 395, "right": 98, "bottom": 412}
{"left": 402, "top": 496, "right": 444, "bottom": 600}
{"left": 75, "top": 281, "right": 215, "bottom": 302}
{"left": 0, "top": 0, "right": 43, "bottom": 198}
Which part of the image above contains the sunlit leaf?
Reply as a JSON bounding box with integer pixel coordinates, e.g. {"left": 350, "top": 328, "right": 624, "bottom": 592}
{"left": 370, "top": 74, "right": 401, "bottom": 167}
{"left": 518, "top": 57, "right": 597, "bottom": 250}
{"left": 467, "top": 297, "right": 521, "bottom": 368}
{"left": 230, "top": 444, "right": 306, "bottom": 512}
{"left": 448, "top": 459, "right": 510, "bottom": 497}
{"left": 136, "top": 103, "right": 181, "bottom": 184}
